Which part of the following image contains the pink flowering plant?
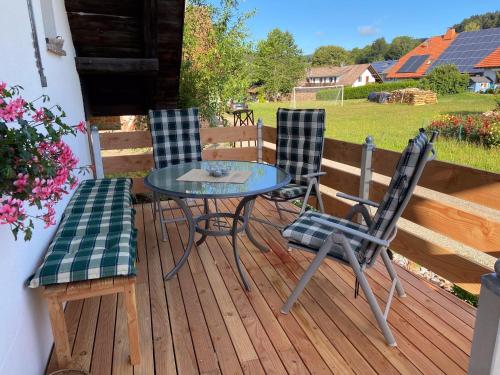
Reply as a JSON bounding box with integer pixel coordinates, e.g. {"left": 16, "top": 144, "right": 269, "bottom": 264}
{"left": 0, "top": 82, "right": 87, "bottom": 240}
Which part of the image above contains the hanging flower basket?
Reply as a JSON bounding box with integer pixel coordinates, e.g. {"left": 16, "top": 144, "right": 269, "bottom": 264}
{"left": 0, "top": 82, "right": 87, "bottom": 240}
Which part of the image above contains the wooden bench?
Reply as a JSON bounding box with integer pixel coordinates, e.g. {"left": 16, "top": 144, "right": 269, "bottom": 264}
{"left": 44, "top": 276, "right": 140, "bottom": 368}
{"left": 28, "top": 178, "right": 141, "bottom": 369}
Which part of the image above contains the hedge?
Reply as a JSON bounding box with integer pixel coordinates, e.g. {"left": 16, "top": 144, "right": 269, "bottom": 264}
{"left": 316, "top": 80, "right": 419, "bottom": 100}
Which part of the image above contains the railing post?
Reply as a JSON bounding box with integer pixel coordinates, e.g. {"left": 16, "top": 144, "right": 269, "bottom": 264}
{"left": 91, "top": 125, "right": 104, "bottom": 178}
{"left": 359, "top": 136, "right": 375, "bottom": 201}
{"left": 257, "top": 118, "right": 263, "bottom": 163}
{"left": 468, "top": 259, "right": 500, "bottom": 375}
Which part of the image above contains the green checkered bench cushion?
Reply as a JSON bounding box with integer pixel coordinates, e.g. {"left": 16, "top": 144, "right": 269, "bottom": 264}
{"left": 56, "top": 207, "right": 135, "bottom": 238}
{"left": 64, "top": 178, "right": 133, "bottom": 214}
{"left": 282, "top": 211, "right": 368, "bottom": 263}
{"left": 28, "top": 178, "right": 137, "bottom": 288}
{"left": 28, "top": 229, "right": 137, "bottom": 287}
{"left": 268, "top": 183, "right": 310, "bottom": 199}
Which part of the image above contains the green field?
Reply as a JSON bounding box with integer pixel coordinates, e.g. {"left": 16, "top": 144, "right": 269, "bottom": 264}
{"left": 249, "top": 93, "right": 499, "bottom": 173}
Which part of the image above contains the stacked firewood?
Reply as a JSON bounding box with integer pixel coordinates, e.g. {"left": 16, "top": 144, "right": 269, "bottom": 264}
{"left": 388, "top": 88, "right": 437, "bottom": 105}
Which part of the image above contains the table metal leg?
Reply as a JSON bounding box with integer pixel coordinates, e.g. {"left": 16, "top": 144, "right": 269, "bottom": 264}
{"left": 164, "top": 196, "right": 195, "bottom": 280}
{"left": 196, "top": 199, "right": 209, "bottom": 246}
{"left": 244, "top": 200, "right": 269, "bottom": 253}
{"left": 232, "top": 196, "right": 255, "bottom": 290}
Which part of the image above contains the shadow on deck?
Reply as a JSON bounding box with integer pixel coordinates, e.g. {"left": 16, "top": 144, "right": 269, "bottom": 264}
{"left": 45, "top": 198, "right": 476, "bottom": 374}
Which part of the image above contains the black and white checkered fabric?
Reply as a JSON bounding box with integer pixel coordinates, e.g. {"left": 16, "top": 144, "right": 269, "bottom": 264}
{"left": 269, "top": 183, "right": 310, "bottom": 199}
{"left": 149, "top": 108, "right": 202, "bottom": 168}
{"left": 282, "top": 211, "right": 367, "bottom": 263}
{"left": 276, "top": 108, "right": 325, "bottom": 185}
{"left": 361, "top": 131, "right": 428, "bottom": 261}
{"left": 282, "top": 130, "right": 430, "bottom": 265}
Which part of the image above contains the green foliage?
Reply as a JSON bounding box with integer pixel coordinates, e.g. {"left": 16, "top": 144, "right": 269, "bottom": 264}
{"left": 316, "top": 80, "right": 419, "bottom": 100}
{"left": 418, "top": 64, "right": 469, "bottom": 95}
{"left": 179, "top": 0, "right": 254, "bottom": 122}
{"left": 311, "top": 45, "right": 352, "bottom": 67}
{"left": 385, "top": 36, "right": 421, "bottom": 60}
{"left": 453, "top": 11, "right": 500, "bottom": 32}
{"left": 451, "top": 285, "right": 478, "bottom": 307}
{"left": 252, "top": 28, "right": 306, "bottom": 99}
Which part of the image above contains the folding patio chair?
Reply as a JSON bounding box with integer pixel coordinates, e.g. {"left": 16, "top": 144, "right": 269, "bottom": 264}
{"left": 281, "top": 129, "right": 438, "bottom": 346}
{"left": 262, "top": 108, "right": 326, "bottom": 222}
{"left": 149, "top": 108, "right": 203, "bottom": 241}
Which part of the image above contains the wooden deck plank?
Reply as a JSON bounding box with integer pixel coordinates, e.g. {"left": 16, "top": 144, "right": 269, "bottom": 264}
{"left": 143, "top": 205, "right": 177, "bottom": 374}
{"left": 162, "top": 202, "right": 221, "bottom": 374}
{"left": 46, "top": 201, "right": 475, "bottom": 375}
{"left": 154, "top": 202, "right": 199, "bottom": 374}
{"left": 132, "top": 204, "right": 155, "bottom": 375}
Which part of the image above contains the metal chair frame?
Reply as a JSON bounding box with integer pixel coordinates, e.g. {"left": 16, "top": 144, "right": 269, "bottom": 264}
{"left": 281, "top": 131, "right": 438, "bottom": 347}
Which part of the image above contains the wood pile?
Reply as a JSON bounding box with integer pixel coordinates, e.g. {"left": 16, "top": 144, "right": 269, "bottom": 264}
{"left": 388, "top": 88, "right": 437, "bottom": 105}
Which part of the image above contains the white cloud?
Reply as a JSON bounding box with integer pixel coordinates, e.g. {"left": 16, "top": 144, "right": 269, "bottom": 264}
{"left": 357, "top": 25, "right": 379, "bottom": 36}
{"left": 315, "top": 31, "right": 325, "bottom": 37}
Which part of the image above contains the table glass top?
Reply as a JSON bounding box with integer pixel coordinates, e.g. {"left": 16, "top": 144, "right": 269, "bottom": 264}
{"left": 145, "top": 161, "right": 291, "bottom": 198}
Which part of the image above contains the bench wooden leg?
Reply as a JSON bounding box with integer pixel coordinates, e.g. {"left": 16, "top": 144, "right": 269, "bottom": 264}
{"left": 123, "top": 282, "right": 141, "bottom": 365}
{"left": 46, "top": 296, "right": 71, "bottom": 368}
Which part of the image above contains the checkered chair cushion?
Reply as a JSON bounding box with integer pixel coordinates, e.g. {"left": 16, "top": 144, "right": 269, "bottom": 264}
{"left": 28, "top": 178, "right": 137, "bottom": 288}
{"left": 282, "top": 211, "right": 368, "bottom": 263}
{"left": 149, "top": 108, "right": 202, "bottom": 168}
{"left": 269, "top": 183, "right": 311, "bottom": 199}
{"left": 276, "top": 108, "right": 325, "bottom": 186}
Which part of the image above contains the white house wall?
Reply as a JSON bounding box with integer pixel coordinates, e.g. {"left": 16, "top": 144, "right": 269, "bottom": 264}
{"left": 352, "top": 69, "right": 376, "bottom": 87}
{"left": 0, "top": 1, "right": 90, "bottom": 374}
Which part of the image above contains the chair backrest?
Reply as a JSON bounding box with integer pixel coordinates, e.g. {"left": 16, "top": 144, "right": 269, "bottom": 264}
{"left": 148, "top": 108, "right": 202, "bottom": 168}
{"left": 276, "top": 108, "right": 326, "bottom": 185}
{"left": 362, "top": 129, "right": 437, "bottom": 265}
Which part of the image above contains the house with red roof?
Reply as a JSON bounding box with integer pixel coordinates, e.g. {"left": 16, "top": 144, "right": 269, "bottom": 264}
{"left": 475, "top": 47, "right": 500, "bottom": 90}
{"left": 386, "top": 29, "right": 457, "bottom": 79}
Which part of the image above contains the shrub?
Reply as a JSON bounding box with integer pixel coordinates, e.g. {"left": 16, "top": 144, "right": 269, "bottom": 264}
{"left": 427, "top": 113, "right": 500, "bottom": 147}
{"left": 418, "top": 64, "right": 469, "bottom": 95}
{"left": 316, "top": 80, "right": 419, "bottom": 100}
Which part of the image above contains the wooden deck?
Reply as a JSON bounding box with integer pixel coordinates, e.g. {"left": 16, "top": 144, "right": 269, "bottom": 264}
{"left": 45, "top": 198, "right": 476, "bottom": 375}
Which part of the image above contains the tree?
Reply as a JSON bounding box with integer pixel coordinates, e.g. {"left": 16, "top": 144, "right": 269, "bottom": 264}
{"left": 385, "top": 36, "right": 421, "bottom": 60}
{"left": 311, "top": 45, "right": 352, "bottom": 66}
{"left": 464, "top": 21, "right": 481, "bottom": 31}
{"left": 418, "top": 64, "right": 469, "bottom": 95}
{"left": 352, "top": 38, "right": 388, "bottom": 63}
{"left": 253, "top": 29, "right": 306, "bottom": 100}
{"left": 179, "top": 0, "right": 254, "bottom": 122}
{"left": 453, "top": 11, "right": 500, "bottom": 32}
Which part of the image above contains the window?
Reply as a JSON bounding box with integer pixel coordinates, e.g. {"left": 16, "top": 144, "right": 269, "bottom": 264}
{"left": 358, "top": 76, "right": 362, "bottom": 82}
{"left": 40, "top": 0, "right": 66, "bottom": 55}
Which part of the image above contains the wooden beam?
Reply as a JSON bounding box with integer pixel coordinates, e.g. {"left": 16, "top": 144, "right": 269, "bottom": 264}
{"left": 76, "top": 57, "right": 159, "bottom": 75}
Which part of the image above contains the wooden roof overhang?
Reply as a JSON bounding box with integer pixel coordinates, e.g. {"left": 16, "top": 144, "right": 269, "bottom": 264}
{"left": 65, "top": 0, "right": 186, "bottom": 116}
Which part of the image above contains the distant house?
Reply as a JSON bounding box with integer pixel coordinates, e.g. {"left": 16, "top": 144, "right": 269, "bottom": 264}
{"left": 475, "top": 47, "right": 500, "bottom": 89}
{"left": 306, "top": 64, "right": 382, "bottom": 87}
{"left": 429, "top": 27, "right": 500, "bottom": 77}
{"left": 468, "top": 76, "right": 493, "bottom": 93}
{"left": 386, "top": 28, "right": 457, "bottom": 80}
{"left": 371, "top": 60, "right": 398, "bottom": 81}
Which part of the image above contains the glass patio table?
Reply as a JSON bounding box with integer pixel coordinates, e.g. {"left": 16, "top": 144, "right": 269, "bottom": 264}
{"left": 144, "top": 160, "right": 291, "bottom": 290}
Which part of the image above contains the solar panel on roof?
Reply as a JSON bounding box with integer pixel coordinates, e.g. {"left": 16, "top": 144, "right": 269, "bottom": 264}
{"left": 429, "top": 27, "right": 500, "bottom": 74}
{"left": 397, "top": 54, "right": 429, "bottom": 73}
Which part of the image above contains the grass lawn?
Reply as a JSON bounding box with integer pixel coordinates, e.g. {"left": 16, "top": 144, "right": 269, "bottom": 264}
{"left": 249, "top": 93, "right": 499, "bottom": 173}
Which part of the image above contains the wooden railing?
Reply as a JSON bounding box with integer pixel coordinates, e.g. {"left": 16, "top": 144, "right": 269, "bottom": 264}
{"left": 92, "top": 125, "right": 500, "bottom": 294}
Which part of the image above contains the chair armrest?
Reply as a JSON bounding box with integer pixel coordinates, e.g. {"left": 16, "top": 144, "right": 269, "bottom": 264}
{"left": 336, "top": 192, "right": 379, "bottom": 208}
{"left": 301, "top": 171, "right": 326, "bottom": 179}
{"left": 310, "top": 217, "right": 389, "bottom": 247}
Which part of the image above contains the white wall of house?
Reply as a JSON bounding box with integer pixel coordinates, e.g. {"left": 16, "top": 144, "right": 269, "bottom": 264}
{"left": 352, "top": 69, "right": 377, "bottom": 87}
{"left": 0, "top": 1, "right": 90, "bottom": 374}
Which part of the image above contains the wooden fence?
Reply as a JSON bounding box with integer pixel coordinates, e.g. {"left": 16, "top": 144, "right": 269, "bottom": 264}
{"left": 94, "top": 125, "right": 499, "bottom": 294}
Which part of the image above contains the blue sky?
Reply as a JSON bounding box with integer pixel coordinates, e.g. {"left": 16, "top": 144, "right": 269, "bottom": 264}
{"left": 210, "top": 0, "right": 499, "bottom": 54}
